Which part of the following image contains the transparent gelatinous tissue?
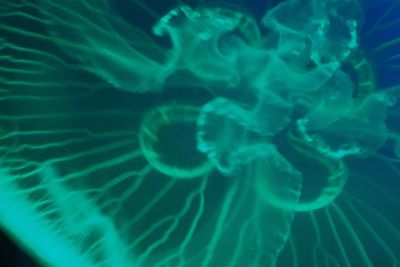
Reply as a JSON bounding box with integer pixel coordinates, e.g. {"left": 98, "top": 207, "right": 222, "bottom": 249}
{"left": 1, "top": 0, "right": 400, "bottom": 267}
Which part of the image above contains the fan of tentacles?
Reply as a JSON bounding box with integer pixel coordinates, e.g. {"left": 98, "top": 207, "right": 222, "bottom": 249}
{"left": 0, "top": 1, "right": 399, "bottom": 267}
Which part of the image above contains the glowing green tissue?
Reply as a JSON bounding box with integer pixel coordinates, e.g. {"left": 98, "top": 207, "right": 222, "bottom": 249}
{"left": 0, "top": 0, "right": 400, "bottom": 267}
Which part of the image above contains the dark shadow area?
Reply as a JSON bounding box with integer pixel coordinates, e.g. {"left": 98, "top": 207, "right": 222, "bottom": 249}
{"left": 0, "top": 230, "right": 39, "bottom": 267}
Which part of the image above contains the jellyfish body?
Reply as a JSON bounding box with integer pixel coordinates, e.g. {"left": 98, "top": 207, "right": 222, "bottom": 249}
{"left": 0, "top": 0, "right": 400, "bottom": 267}
{"left": 0, "top": 2, "right": 302, "bottom": 266}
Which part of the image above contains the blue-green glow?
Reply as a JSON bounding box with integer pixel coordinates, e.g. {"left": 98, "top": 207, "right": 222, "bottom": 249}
{"left": 0, "top": 0, "right": 400, "bottom": 267}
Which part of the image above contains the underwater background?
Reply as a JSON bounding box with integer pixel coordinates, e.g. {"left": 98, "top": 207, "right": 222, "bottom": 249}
{"left": 0, "top": 0, "right": 400, "bottom": 266}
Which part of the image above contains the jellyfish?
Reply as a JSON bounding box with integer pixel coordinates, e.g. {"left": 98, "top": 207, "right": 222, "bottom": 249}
{"left": 0, "top": 1, "right": 400, "bottom": 267}
{"left": 0, "top": 1, "right": 301, "bottom": 266}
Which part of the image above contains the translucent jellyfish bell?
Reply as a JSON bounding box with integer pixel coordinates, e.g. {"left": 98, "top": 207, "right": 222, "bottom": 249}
{"left": 0, "top": 1, "right": 301, "bottom": 266}
{"left": 1, "top": 0, "right": 400, "bottom": 267}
